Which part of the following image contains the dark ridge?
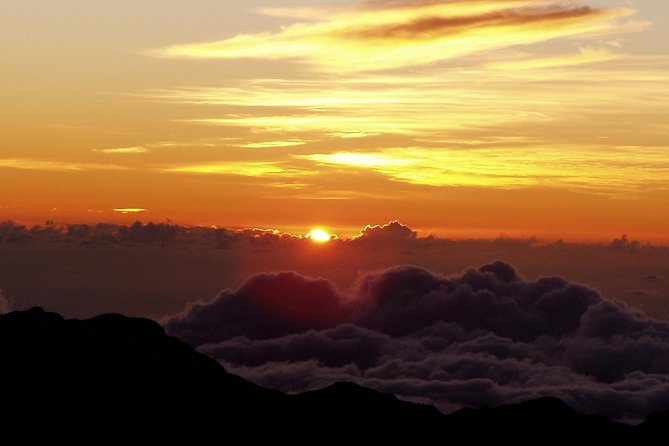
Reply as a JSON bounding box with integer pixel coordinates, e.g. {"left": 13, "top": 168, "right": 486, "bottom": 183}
{"left": 637, "top": 409, "right": 669, "bottom": 445}
{"left": 1, "top": 307, "right": 667, "bottom": 443}
{"left": 443, "top": 397, "right": 634, "bottom": 445}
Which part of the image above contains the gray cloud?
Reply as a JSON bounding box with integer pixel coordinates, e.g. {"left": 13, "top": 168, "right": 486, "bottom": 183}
{"left": 350, "top": 6, "right": 601, "bottom": 40}
{"left": 0, "top": 288, "right": 11, "bottom": 314}
{"left": 353, "top": 220, "right": 417, "bottom": 244}
{"left": 166, "top": 271, "right": 348, "bottom": 344}
{"left": 166, "top": 262, "right": 669, "bottom": 423}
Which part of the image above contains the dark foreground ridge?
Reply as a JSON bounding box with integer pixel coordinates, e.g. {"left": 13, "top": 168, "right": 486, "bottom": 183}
{"left": 1, "top": 308, "right": 667, "bottom": 444}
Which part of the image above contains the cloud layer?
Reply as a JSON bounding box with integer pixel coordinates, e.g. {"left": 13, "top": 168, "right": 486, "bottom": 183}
{"left": 166, "top": 261, "right": 669, "bottom": 423}
{"left": 154, "top": 1, "right": 637, "bottom": 72}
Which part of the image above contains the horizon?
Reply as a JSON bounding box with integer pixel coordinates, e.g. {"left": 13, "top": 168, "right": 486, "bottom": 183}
{"left": 3, "top": 217, "right": 668, "bottom": 245}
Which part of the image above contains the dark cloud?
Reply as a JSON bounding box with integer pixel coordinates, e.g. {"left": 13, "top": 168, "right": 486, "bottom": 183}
{"left": 166, "top": 271, "right": 348, "bottom": 344}
{"left": 609, "top": 234, "right": 641, "bottom": 252}
{"left": 349, "top": 5, "right": 601, "bottom": 40}
{"left": 167, "top": 262, "right": 669, "bottom": 423}
{"left": 353, "top": 221, "right": 417, "bottom": 243}
{"left": 0, "top": 288, "right": 11, "bottom": 314}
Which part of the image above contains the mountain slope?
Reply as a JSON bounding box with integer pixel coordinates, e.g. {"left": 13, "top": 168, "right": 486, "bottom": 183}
{"left": 1, "top": 308, "right": 665, "bottom": 444}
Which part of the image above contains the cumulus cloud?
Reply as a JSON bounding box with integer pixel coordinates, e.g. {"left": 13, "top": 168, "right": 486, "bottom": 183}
{"left": 167, "top": 271, "right": 347, "bottom": 343}
{"left": 354, "top": 221, "right": 417, "bottom": 243}
{"left": 166, "top": 262, "right": 669, "bottom": 423}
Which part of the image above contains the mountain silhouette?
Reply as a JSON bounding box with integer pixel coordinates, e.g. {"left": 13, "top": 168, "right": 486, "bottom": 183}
{"left": 1, "top": 307, "right": 666, "bottom": 443}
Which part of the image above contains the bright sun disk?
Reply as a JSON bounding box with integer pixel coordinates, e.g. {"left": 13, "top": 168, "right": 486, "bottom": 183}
{"left": 308, "top": 229, "right": 331, "bottom": 243}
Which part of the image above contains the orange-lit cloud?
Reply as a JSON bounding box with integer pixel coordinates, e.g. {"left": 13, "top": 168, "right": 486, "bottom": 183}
{"left": 0, "top": 158, "right": 127, "bottom": 172}
{"left": 299, "top": 146, "right": 669, "bottom": 194}
{"left": 113, "top": 208, "right": 147, "bottom": 214}
{"left": 153, "top": 1, "right": 641, "bottom": 72}
{"left": 164, "top": 161, "right": 314, "bottom": 177}
{"left": 236, "top": 140, "right": 307, "bottom": 149}
{"left": 93, "top": 146, "right": 148, "bottom": 154}
{"left": 485, "top": 47, "right": 620, "bottom": 70}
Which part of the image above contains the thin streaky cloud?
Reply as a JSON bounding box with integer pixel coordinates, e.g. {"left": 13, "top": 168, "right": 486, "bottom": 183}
{"left": 0, "top": 158, "right": 128, "bottom": 172}
{"left": 93, "top": 146, "right": 148, "bottom": 154}
{"left": 113, "top": 208, "right": 147, "bottom": 214}
{"left": 485, "top": 47, "right": 620, "bottom": 70}
{"left": 163, "top": 161, "right": 317, "bottom": 177}
{"left": 236, "top": 140, "right": 307, "bottom": 149}
{"left": 298, "top": 146, "right": 669, "bottom": 193}
{"left": 152, "top": 1, "right": 641, "bottom": 72}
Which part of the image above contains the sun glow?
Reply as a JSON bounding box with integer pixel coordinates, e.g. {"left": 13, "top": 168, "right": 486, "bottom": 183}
{"left": 307, "top": 229, "right": 331, "bottom": 243}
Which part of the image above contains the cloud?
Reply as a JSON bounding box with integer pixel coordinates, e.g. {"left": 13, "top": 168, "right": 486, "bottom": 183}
{"left": 298, "top": 146, "right": 669, "bottom": 193}
{"left": 236, "top": 140, "right": 307, "bottom": 149}
{"left": 163, "top": 161, "right": 313, "bottom": 177}
{"left": 0, "top": 158, "right": 127, "bottom": 172}
{"left": 152, "top": 1, "right": 639, "bottom": 73}
{"left": 0, "top": 288, "right": 12, "bottom": 314}
{"left": 92, "top": 146, "right": 148, "bottom": 154}
{"left": 166, "top": 271, "right": 348, "bottom": 343}
{"left": 113, "top": 208, "right": 147, "bottom": 214}
{"left": 346, "top": 5, "right": 602, "bottom": 40}
{"left": 354, "top": 221, "right": 418, "bottom": 243}
{"left": 166, "top": 261, "right": 669, "bottom": 422}
{"left": 486, "top": 47, "right": 620, "bottom": 71}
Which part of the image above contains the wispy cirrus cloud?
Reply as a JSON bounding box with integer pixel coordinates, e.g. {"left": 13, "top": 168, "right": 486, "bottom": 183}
{"left": 140, "top": 1, "right": 668, "bottom": 200}
{"left": 113, "top": 208, "right": 147, "bottom": 214}
{"left": 0, "top": 158, "right": 127, "bottom": 172}
{"left": 92, "top": 146, "right": 148, "bottom": 154}
{"left": 152, "top": 1, "right": 642, "bottom": 72}
{"left": 298, "top": 145, "right": 669, "bottom": 193}
{"left": 485, "top": 47, "right": 620, "bottom": 70}
{"left": 236, "top": 140, "right": 307, "bottom": 149}
{"left": 164, "top": 161, "right": 315, "bottom": 178}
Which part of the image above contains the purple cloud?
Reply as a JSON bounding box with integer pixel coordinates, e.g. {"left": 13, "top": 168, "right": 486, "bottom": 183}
{"left": 165, "top": 261, "right": 669, "bottom": 422}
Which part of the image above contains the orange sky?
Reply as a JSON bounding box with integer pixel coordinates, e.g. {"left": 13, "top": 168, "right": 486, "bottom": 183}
{"left": 1, "top": 0, "right": 668, "bottom": 242}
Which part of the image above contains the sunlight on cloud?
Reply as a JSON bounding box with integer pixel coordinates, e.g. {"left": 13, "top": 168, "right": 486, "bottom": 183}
{"left": 164, "top": 162, "right": 312, "bottom": 177}
{"left": 113, "top": 208, "right": 147, "bottom": 214}
{"left": 307, "top": 152, "right": 411, "bottom": 168}
{"left": 329, "top": 132, "right": 380, "bottom": 139}
{"left": 154, "top": 49, "right": 669, "bottom": 140}
{"left": 236, "top": 140, "right": 307, "bottom": 149}
{"left": 153, "top": 1, "right": 640, "bottom": 73}
{"left": 93, "top": 146, "right": 148, "bottom": 154}
{"left": 486, "top": 48, "right": 620, "bottom": 70}
{"left": 144, "top": 0, "right": 667, "bottom": 199}
{"left": 299, "top": 146, "right": 669, "bottom": 193}
{"left": 191, "top": 115, "right": 413, "bottom": 134}
{"left": 0, "top": 158, "right": 127, "bottom": 172}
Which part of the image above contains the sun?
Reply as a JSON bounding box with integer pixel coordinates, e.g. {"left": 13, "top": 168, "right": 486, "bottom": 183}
{"left": 307, "top": 229, "right": 331, "bottom": 243}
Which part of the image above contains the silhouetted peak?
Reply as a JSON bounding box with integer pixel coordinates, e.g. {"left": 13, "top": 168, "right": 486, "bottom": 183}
{"left": 84, "top": 312, "right": 166, "bottom": 338}
{"left": 503, "top": 397, "right": 576, "bottom": 415}
{"left": 297, "top": 380, "right": 409, "bottom": 407}
{"left": 3, "top": 306, "right": 60, "bottom": 321}
{"left": 0, "top": 306, "right": 64, "bottom": 336}
{"left": 0, "top": 308, "right": 667, "bottom": 443}
{"left": 320, "top": 381, "right": 379, "bottom": 395}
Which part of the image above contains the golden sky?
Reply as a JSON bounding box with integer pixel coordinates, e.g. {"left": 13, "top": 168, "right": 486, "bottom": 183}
{"left": 1, "top": 0, "right": 668, "bottom": 241}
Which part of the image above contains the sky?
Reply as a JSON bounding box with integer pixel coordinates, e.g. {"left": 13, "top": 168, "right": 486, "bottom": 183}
{"left": 1, "top": 0, "right": 668, "bottom": 241}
